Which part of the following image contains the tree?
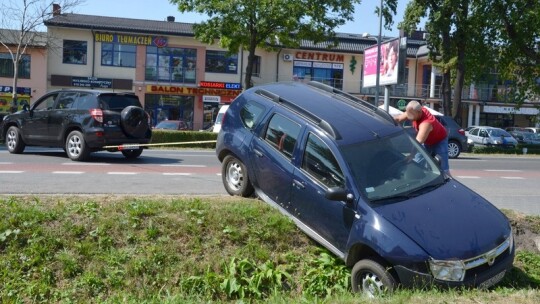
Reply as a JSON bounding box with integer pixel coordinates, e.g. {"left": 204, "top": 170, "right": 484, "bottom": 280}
{"left": 169, "top": 0, "right": 366, "bottom": 90}
{"left": 400, "top": 0, "right": 540, "bottom": 119}
{"left": 0, "top": 0, "right": 84, "bottom": 113}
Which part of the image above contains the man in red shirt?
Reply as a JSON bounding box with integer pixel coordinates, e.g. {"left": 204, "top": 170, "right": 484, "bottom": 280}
{"left": 394, "top": 100, "right": 449, "bottom": 173}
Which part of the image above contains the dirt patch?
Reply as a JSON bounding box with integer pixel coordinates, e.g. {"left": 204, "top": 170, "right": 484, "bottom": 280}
{"left": 508, "top": 211, "right": 540, "bottom": 254}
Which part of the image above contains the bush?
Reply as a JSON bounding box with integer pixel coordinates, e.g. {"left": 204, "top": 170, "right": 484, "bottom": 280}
{"left": 470, "top": 144, "right": 540, "bottom": 155}
{"left": 149, "top": 130, "right": 217, "bottom": 149}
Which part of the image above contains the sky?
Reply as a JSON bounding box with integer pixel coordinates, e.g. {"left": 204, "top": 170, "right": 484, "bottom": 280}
{"left": 66, "top": 0, "right": 410, "bottom": 38}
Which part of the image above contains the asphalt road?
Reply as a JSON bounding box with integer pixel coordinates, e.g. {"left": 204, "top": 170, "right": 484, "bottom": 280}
{"left": 1, "top": 147, "right": 539, "bottom": 215}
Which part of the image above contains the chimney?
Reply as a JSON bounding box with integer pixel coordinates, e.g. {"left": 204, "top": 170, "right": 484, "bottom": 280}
{"left": 166, "top": 16, "right": 175, "bottom": 22}
{"left": 53, "top": 3, "right": 61, "bottom": 16}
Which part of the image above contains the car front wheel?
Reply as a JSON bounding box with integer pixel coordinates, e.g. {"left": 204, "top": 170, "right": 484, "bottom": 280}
{"left": 351, "top": 259, "right": 397, "bottom": 298}
{"left": 448, "top": 140, "right": 461, "bottom": 159}
{"left": 221, "top": 155, "right": 254, "bottom": 197}
{"left": 65, "top": 130, "right": 90, "bottom": 161}
{"left": 5, "top": 126, "right": 26, "bottom": 154}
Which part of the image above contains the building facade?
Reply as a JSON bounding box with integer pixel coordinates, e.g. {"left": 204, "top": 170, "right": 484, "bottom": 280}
{"left": 40, "top": 6, "right": 539, "bottom": 130}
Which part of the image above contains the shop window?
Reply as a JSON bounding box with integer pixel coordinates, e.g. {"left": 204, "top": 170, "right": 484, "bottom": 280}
{"left": 146, "top": 46, "right": 196, "bottom": 83}
{"left": 101, "top": 43, "right": 136, "bottom": 67}
{"left": 0, "top": 53, "right": 30, "bottom": 78}
{"left": 252, "top": 55, "right": 261, "bottom": 77}
{"left": 63, "top": 40, "right": 87, "bottom": 65}
{"left": 205, "top": 50, "right": 238, "bottom": 74}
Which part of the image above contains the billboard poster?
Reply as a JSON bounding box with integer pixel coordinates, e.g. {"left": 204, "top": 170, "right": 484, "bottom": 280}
{"left": 362, "top": 38, "right": 401, "bottom": 88}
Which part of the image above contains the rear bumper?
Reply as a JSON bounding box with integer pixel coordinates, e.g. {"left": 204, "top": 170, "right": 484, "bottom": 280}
{"left": 83, "top": 128, "right": 151, "bottom": 149}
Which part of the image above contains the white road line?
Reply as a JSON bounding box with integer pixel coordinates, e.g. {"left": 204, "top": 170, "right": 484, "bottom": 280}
{"left": 216, "top": 173, "right": 222, "bottom": 176}
{"left": 456, "top": 176, "right": 480, "bottom": 179}
{"left": 160, "top": 164, "right": 206, "bottom": 167}
{"left": 0, "top": 162, "right": 14, "bottom": 165}
{"left": 0, "top": 170, "right": 24, "bottom": 174}
{"left": 501, "top": 176, "right": 525, "bottom": 180}
{"left": 52, "top": 171, "right": 84, "bottom": 174}
{"left": 107, "top": 172, "right": 138, "bottom": 175}
{"left": 485, "top": 169, "right": 522, "bottom": 172}
{"left": 62, "top": 162, "right": 110, "bottom": 166}
{"left": 163, "top": 173, "right": 192, "bottom": 176}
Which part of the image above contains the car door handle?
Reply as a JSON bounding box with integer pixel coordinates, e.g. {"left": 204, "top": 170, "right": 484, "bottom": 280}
{"left": 292, "top": 179, "right": 305, "bottom": 189}
{"left": 254, "top": 149, "right": 263, "bottom": 157}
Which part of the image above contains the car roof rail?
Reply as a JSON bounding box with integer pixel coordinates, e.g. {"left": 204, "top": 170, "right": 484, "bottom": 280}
{"left": 306, "top": 81, "right": 396, "bottom": 125}
{"left": 255, "top": 88, "right": 340, "bottom": 140}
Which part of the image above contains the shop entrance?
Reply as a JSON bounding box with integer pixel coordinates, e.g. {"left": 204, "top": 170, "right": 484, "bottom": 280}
{"left": 145, "top": 94, "right": 195, "bottom": 129}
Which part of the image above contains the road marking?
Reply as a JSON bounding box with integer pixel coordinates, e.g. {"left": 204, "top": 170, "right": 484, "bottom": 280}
{"left": 163, "top": 173, "right": 192, "bottom": 176}
{"left": 107, "top": 172, "right": 138, "bottom": 175}
{"left": 62, "top": 162, "right": 110, "bottom": 166}
{"left": 52, "top": 171, "right": 84, "bottom": 174}
{"left": 0, "top": 162, "right": 14, "bottom": 165}
{"left": 0, "top": 170, "right": 23, "bottom": 174}
{"left": 216, "top": 173, "right": 222, "bottom": 176}
{"left": 485, "top": 169, "right": 522, "bottom": 172}
{"left": 160, "top": 164, "right": 206, "bottom": 167}
{"left": 456, "top": 176, "right": 480, "bottom": 179}
{"left": 501, "top": 176, "right": 524, "bottom": 180}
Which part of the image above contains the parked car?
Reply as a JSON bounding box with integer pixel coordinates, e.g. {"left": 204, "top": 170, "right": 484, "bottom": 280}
{"left": 0, "top": 89, "right": 151, "bottom": 161}
{"left": 509, "top": 131, "right": 540, "bottom": 145}
{"left": 216, "top": 81, "right": 514, "bottom": 297}
{"left": 466, "top": 126, "right": 518, "bottom": 148}
{"left": 403, "top": 113, "right": 468, "bottom": 159}
{"left": 154, "top": 119, "right": 188, "bottom": 130}
{"left": 212, "top": 105, "right": 229, "bottom": 133}
{"left": 523, "top": 127, "right": 540, "bottom": 133}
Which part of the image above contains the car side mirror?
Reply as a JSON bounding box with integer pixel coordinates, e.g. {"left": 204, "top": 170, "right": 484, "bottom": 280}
{"left": 325, "top": 187, "right": 354, "bottom": 204}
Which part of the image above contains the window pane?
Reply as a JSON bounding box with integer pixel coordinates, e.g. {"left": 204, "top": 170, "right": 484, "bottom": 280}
{"left": 303, "top": 133, "right": 345, "bottom": 188}
{"left": 205, "top": 50, "right": 238, "bottom": 74}
{"left": 63, "top": 40, "right": 87, "bottom": 64}
{"left": 100, "top": 42, "right": 136, "bottom": 67}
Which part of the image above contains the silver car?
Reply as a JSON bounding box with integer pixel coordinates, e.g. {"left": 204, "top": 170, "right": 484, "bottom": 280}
{"left": 466, "top": 126, "right": 518, "bottom": 148}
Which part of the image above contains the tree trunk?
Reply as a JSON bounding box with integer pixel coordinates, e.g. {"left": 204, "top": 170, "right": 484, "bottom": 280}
{"left": 11, "top": 58, "right": 19, "bottom": 113}
{"left": 243, "top": 33, "right": 258, "bottom": 90}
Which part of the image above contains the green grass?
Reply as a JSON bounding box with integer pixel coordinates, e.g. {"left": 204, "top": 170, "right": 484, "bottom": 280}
{"left": 1, "top": 195, "right": 539, "bottom": 303}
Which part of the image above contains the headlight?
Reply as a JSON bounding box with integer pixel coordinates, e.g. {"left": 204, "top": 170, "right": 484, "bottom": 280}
{"left": 429, "top": 259, "right": 465, "bottom": 281}
{"left": 493, "top": 139, "right": 502, "bottom": 144}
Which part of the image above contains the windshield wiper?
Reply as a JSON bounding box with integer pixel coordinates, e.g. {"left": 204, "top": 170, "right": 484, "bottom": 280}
{"left": 405, "top": 180, "right": 446, "bottom": 197}
{"left": 370, "top": 195, "right": 412, "bottom": 204}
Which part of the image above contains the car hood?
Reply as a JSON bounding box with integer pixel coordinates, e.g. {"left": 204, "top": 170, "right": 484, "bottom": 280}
{"left": 373, "top": 180, "right": 511, "bottom": 260}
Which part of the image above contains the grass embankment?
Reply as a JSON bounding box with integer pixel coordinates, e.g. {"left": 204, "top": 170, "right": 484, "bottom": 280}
{"left": 1, "top": 195, "right": 540, "bottom": 303}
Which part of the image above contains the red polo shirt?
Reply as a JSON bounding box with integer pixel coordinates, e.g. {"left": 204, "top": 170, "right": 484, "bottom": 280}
{"left": 412, "top": 108, "right": 447, "bottom": 145}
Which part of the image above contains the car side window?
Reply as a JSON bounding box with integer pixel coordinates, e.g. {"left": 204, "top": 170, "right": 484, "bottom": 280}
{"left": 240, "top": 101, "right": 265, "bottom": 130}
{"left": 74, "top": 93, "right": 96, "bottom": 110}
{"left": 264, "top": 113, "right": 301, "bottom": 159}
{"left": 479, "top": 129, "right": 488, "bottom": 137}
{"left": 470, "top": 128, "right": 479, "bottom": 136}
{"left": 32, "top": 94, "right": 58, "bottom": 111}
{"left": 55, "top": 92, "right": 79, "bottom": 109}
{"left": 302, "top": 133, "right": 345, "bottom": 189}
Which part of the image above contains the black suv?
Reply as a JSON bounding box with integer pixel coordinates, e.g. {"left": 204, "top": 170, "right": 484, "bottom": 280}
{"left": 0, "top": 89, "right": 151, "bottom": 161}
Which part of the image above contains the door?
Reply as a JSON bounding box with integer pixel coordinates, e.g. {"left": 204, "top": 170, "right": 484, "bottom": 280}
{"left": 249, "top": 113, "right": 301, "bottom": 207}
{"left": 22, "top": 93, "right": 59, "bottom": 144}
{"left": 290, "top": 132, "right": 355, "bottom": 252}
{"left": 48, "top": 91, "right": 79, "bottom": 143}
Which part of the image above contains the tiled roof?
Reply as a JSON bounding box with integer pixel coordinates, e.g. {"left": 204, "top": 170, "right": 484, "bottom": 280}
{"left": 0, "top": 29, "right": 47, "bottom": 47}
{"left": 44, "top": 13, "right": 194, "bottom": 36}
{"left": 44, "top": 14, "right": 426, "bottom": 56}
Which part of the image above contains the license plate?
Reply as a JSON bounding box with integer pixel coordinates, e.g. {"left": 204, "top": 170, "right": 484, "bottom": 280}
{"left": 122, "top": 144, "right": 139, "bottom": 150}
{"left": 479, "top": 270, "right": 506, "bottom": 289}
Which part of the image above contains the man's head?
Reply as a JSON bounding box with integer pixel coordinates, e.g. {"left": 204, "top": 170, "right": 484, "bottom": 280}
{"left": 405, "top": 100, "right": 422, "bottom": 121}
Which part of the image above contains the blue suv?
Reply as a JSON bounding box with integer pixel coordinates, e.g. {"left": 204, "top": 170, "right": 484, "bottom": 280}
{"left": 216, "top": 81, "right": 514, "bottom": 296}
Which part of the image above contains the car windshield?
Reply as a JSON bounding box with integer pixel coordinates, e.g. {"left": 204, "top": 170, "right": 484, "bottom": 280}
{"left": 341, "top": 132, "right": 445, "bottom": 203}
{"left": 99, "top": 94, "right": 142, "bottom": 110}
{"left": 155, "top": 121, "right": 178, "bottom": 129}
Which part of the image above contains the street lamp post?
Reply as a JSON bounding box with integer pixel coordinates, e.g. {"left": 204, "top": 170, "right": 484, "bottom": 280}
{"left": 374, "top": 0, "right": 383, "bottom": 107}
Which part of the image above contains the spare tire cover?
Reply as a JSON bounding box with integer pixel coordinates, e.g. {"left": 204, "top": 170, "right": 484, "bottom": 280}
{"left": 120, "top": 106, "right": 149, "bottom": 138}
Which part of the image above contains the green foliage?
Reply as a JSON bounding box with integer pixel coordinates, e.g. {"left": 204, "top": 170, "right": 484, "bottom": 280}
{"left": 470, "top": 144, "right": 540, "bottom": 155}
{"left": 301, "top": 250, "right": 350, "bottom": 298}
{"left": 150, "top": 130, "right": 217, "bottom": 148}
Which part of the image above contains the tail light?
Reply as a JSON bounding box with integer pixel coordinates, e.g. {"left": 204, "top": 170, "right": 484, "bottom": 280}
{"left": 458, "top": 129, "right": 465, "bottom": 136}
{"left": 89, "top": 108, "right": 103, "bottom": 123}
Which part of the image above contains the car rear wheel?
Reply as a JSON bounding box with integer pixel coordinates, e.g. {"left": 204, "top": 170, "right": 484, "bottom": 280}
{"left": 222, "top": 155, "right": 254, "bottom": 197}
{"left": 121, "top": 148, "right": 143, "bottom": 159}
{"left": 448, "top": 140, "right": 461, "bottom": 159}
{"left": 351, "top": 259, "right": 397, "bottom": 298}
{"left": 6, "top": 126, "right": 26, "bottom": 154}
{"left": 66, "top": 130, "right": 90, "bottom": 161}
{"left": 121, "top": 106, "right": 149, "bottom": 138}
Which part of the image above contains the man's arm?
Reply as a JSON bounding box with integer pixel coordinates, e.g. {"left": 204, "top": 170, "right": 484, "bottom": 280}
{"left": 416, "top": 121, "right": 433, "bottom": 144}
{"left": 394, "top": 112, "right": 408, "bottom": 123}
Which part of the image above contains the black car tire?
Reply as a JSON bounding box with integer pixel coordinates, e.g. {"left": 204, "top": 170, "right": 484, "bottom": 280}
{"left": 222, "top": 155, "right": 254, "bottom": 197}
{"left": 448, "top": 140, "right": 461, "bottom": 159}
{"left": 65, "top": 130, "right": 90, "bottom": 161}
{"left": 5, "top": 126, "right": 26, "bottom": 154}
{"left": 121, "top": 148, "right": 143, "bottom": 159}
{"left": 351, "top": 259, "right": 397, "bottom": 298}
{"left": 121, "top": 106, "right": 149, "bottom": 138}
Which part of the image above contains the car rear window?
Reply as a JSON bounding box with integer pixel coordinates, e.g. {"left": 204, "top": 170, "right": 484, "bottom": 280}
{"left": 99, "top": 94, "right": 141, "bottom": 110}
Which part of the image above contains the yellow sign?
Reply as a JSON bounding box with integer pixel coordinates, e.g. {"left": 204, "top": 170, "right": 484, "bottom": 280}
{"left": 147, "top": 85, "right": 241, "bottom": 97}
